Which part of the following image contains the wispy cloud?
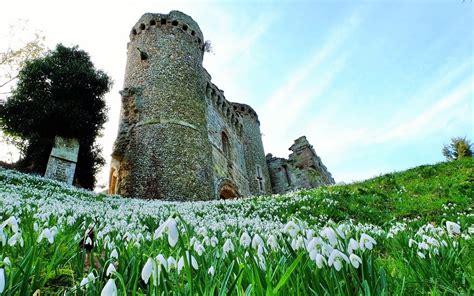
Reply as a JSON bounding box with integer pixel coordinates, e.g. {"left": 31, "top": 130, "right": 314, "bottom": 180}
{"left": 260, "top": 10, "right": 363, "bottom": 157}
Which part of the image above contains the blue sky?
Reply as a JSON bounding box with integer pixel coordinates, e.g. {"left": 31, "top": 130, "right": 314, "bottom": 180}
{"left": 0, "top": 0, "right": 472, "bottom": 186}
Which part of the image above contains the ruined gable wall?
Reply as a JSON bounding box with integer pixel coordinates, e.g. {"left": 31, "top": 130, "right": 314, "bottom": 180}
{"left": 267, "top": 136, "right": 335, "bottom": 194}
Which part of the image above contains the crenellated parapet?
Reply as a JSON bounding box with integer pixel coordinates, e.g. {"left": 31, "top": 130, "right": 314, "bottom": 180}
{"left": 205, "top": 81, "right": 243, "bottom": 135}
{"left": 231, "top": 102, "right": 260, "bottom": 125}
{"left": 129, "top": 11, "right": 206, "bottom": 52}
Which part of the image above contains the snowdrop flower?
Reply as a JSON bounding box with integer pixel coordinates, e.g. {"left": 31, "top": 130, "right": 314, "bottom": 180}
{"left": 106, "top": 263, "right": 116, "bottom": 276}
{"left": 223, "top": 239, "right": 234, "bottom": 256}
{"left": 347, "top": 238, "right": 359, "bottom": 254}
{"left": 101, "top": 278, "right": 117, "bottom": 296}
{"left": 156, "top": 254, "right": 168, "bottom": 270}
{"left": 0, "top": 230, "right": 5, "bottom": 246}
{"left": 154, "top": 217, "right": 179, "bottom": 247}
{"left": 240, "top": 232, "right": 251, "bottom": 248}
{"left": 8, "top": 232, "right": 22, "bottom": 247}
{"left": 468, "top": 227, "right": 474, "bottom": 234}
{"left": 284, "top": 221, "right": 300, "bottom": 237}
{"left": 2, "top": 216, "right": 19, "bottom": 233}
{"left": 418, "top": 242, "right": 429, "bottom": 250}
{"left": 177, "top": 251, "right": 198, "bottom": 274}
{"left": 349, "top": 254, "right": 362, "bottom": 268}
{"left": 3, "top": 257, "right": 11, "bottom": 267}
{"left": 267, "top": 234, "right": 279, "bottom": 251}
{"left": 446, "top": 221, "right": 461, "bottom": 236}
{"left": 208, "top": 266, "right": 215, "bottom": 276}
{"left": 80, "top": 272, "right": 96, "bottom": 287}
{"left": 291, "top": 236, "right": 304, "bottom": 250}
{"left": 37, "top": 228, "right": 55, "bottom": 244}
{"left": 210, "top": 236, "right": 218, "bottom": 247}
{"left": 359, "top": 234, "right": 376, "bottom": 251}
{"left": 141, "top": 258, "right": 154, "bottom": 284}
{"left": 315, "top": 253, "right": 327, "bottom": 269}
{"left": 252, "top": 234, "right": 264, "bottom": 250}
{"left": 110, "top": 249, "right": 118, "bottom": 260}
{"left": 321, "top": 227, "right": 338, "bottom": 246}
{"left": 0, "top": 268, "right": 4, "bottom": 293}
{"left": 167, "top": 256, "right": 177, "bottom": 270}
{"left": 194, "top": 242, "right": 205, "bottom": 256}
{"left": 328, "top": 249, "right": 349, "bottom": 271}
{"left": 417, "top": 251, "right": 426, "bottom": 259}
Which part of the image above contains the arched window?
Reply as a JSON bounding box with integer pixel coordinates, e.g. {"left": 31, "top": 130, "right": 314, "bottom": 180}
{"left": 221, "top": 131, "right": 230, "bottom": 158}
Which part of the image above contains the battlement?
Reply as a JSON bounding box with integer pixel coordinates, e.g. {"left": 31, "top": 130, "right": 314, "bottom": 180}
{"left": 206, "top": 81, "right": 243, "bottom": 134}
{"left": 231, "top": 102, "right": 260, "bottom": 125}
{"left": 129, "top": 11, "right": 206, "bottom": 52}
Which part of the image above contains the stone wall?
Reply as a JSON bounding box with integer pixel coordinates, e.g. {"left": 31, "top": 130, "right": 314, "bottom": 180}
{"left": 204, "top": 82, "right": 250, "bottom": 198}
{"left": 266, "top": 136, "right": 335, "bottom": 194}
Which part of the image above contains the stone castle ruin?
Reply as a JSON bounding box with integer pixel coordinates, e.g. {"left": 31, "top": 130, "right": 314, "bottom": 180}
{"left": 109, "top": 11, "right": 334, "bottom": 200}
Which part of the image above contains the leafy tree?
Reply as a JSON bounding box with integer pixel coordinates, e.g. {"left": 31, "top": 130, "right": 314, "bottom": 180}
{"left": 442, "top": 137, "right": 473, "bottom": 161}
{"left": 0, "top": 44, "right": 112, "bottom": 189}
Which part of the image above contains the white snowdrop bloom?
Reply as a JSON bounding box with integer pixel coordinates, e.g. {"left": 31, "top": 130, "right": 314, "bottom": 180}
{"left": 328, "top": 249, "right": 349, "bottom": 271}
{"left": 446, "top": 221, "right": 461, "bottom": 236}
{"left": 80, "top": 277, "right": 89, "bottom": 287}
{"left": 208, "top": 266, "right": 215, "bottom": 276}
{"left": 306, "top": 229, "right": 314, "bottom": 241}
{"left": 284, "top": 221, "right": 300, "bottom": 237}
{"left": 252, "top": 234, "right": 264, "bottom": 250}
{"left": 37, "top": 228, "right": 55, "bottom": 244}
{"left": 291, "top": 236, "right": 304, "bottom": 250}
{"left": 156, "top": 254, "right": 168, "bottom": 270}
{"left": 321, "top": 227, "right": 338, "bottom": 246}
{"left": 336, "top": 226, "right": 345, "bottom": 239}
{"left": 359, "top": 234, "right": 376, "bottom": 251}
{"left": 194, "top": 242, "right": 205, "bottom": 256}
{"left": 0, "top": 268, "right": 4, "bottom": 293}
{"left": 240, "top": 232, "right": 251, "bottom": 248}
{"left": 8, "top": 232, "right": 21, "bottom": 246}
{"left": 154, "top": 217, "right": 179, "bottom": 247}
{"left": 347, "top": 238, "right": 359, "bottom": 254}
{"left": 167, "top": 256, "right": 177, "bottom": 270}
{"left": 141, "top": 258, "right": 154, "bottom": 284}
{"left": 3, "top": 257, "right": 11, "bottom": 266}
{"left": 210, "top": 236, "right": 218, "bottom": 247}
{"left": 267, "top": 234, "right": 279, "bottom": 251}
{"left": 418, "top": 242, "right": 429, "bottom": 250}
{"left": 177, "top": 251, "right": 199, "bottom": 274}
{"left": 101, "top": 278, "right": 117, "bottom": 296}
{"left": 0, "top": 230, "right": 6, "bottom": 246}
{"left": 315, "top": 254, "right": 327, "bottom": 269}
{"left": 309, "top": 249, "right": 318, "bottom": 261}
{"left": 33, "top": 222, "right": 39, "bottom": 232}
{"left": 417, "top": 252, "right": 426, "bottom": 259}
{"left": 106, "top": 263, "right": 116, "bottom": 276}
{"left": 2, "top": 216, "right": 19, "bottom": 233}
{"left": 349, "top": 254, "right": 362, "bottom": 268}
{"left": 223, "top": 238, "right": 234, "bottom": 256}
{"left": 87, "top": 272, "right": 96, "bottom": 282}
{"left": 468, "top": 227, "right": 474, "bottom": 234}
{"left": 257, "top": 244, "right": 265, "bottom": 256}
{"left": 110, "top": 249, "right": 118, "bottom": 260}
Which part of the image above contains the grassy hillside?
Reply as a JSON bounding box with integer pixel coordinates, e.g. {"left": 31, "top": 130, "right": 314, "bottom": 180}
{"left": 0, "top": 158, "right": 472, "bottom": 295}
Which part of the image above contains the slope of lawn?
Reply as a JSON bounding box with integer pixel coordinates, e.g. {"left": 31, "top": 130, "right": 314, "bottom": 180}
{"left": 0, "top": 158, "right": 472, "bottom": 295}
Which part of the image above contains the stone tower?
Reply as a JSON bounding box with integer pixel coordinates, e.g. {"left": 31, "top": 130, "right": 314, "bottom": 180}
{"left": 109, "top": 11, "right": 333, "bottom": 200}
{"left": 110, "top": 11, "right": 214, "bottom": 200}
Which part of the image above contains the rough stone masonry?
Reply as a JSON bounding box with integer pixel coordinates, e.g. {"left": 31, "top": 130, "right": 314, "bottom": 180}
{"left": 109, "top": 11, "right": 335, "bottom": 200}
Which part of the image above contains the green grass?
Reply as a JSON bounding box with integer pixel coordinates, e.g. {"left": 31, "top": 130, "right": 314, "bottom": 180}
{"left": 0, "top": 158, "right": 472, "bottom": 295}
